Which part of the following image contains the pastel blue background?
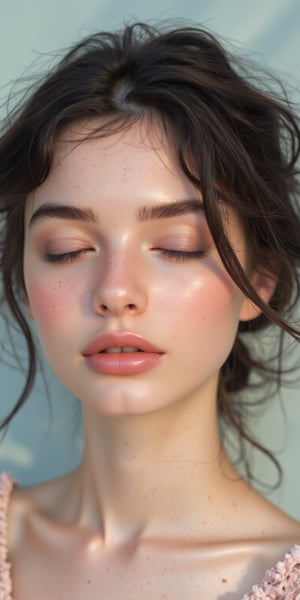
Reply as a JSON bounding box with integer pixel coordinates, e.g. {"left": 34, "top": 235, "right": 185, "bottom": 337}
{"left": 0, "top": 0, "right": 299, "bottom": 519}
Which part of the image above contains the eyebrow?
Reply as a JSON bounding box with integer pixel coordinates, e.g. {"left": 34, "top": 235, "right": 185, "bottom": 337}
{"left": 136, "top": 199, "right": 204, "bottom": 221}
{"left": 29, "top": 204, "right": 98, "bottom": 226}
{"left": 29, "top": 199, "right": 204, "bottom": 227}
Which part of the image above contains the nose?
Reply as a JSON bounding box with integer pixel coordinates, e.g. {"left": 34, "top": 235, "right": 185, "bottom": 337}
{"left": 91, "top": 250, "right": 147, "bottom": 318}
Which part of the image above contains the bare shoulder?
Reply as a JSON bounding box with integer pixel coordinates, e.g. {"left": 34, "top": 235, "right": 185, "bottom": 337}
{"left": 252, "top": 486, "right": 300, "bottom": 537}
{"left": 239, "top": 497, "right": 300, "bottom": 597}
{"left": 238, "top": 484, "right": 300, "bottom": 565}
{"left": 7, "top": 470, "right": 75, "bottom": 557}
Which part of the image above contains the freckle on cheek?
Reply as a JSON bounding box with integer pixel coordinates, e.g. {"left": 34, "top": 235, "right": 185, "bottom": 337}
{"left": 29, "top": 282, "right": 68, "bottom": 318}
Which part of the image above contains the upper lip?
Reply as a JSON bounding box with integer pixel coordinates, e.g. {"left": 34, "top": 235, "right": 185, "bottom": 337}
{"left": 82, "top": 331, "right": 164, "bottom": 355}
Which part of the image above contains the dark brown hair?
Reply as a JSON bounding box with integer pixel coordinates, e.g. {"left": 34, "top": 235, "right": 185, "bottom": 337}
{"left": 1, "top": 23, "right": 300, "bottom": 479}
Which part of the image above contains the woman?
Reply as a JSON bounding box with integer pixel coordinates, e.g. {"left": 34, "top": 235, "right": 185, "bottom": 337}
{"left": 0, "top": 22, "right": 300, "bottom": 599}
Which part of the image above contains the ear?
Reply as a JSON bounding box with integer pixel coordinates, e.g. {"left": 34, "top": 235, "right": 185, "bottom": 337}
{"left": 239, "top": 270, "right": 277, "bottom": 322}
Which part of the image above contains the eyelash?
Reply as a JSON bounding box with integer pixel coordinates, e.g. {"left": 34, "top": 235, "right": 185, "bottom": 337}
{"left": 44, "top": 248, "right": 207, "bottom": 264}
{"left": 44, "top": 249, "right": 90, "bottom": 263}
{"left": 158, "top": 249, "right": 207, "bottom": 262}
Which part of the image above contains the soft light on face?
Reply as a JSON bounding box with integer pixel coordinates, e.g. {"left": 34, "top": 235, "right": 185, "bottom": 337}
{"left": 23, "top": 120, "right": 254, "bottom": 416}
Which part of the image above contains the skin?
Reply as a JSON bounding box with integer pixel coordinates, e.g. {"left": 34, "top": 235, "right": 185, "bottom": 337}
{"left": 8, "top": 120, "right": 300, "bottom": 599}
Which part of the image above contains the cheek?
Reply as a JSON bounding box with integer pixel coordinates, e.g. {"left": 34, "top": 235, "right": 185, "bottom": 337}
{"left": 167, "top": 273, "right": 243, "bottom": 380}
{"left": 168, "top": 268, "right": 243, "bottom": 343}
{"left": 178, "top": 271, "right": 239, "bottom": 314}
{"left": 25, "top": 275, "right": 80, "bottom": 325}
{"left": 194, "top": 281, "right": 240, "bottom": 322}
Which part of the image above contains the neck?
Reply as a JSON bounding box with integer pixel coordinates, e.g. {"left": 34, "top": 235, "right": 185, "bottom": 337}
{"left": 66, "top": 386, "right": 243, "bottom": 547}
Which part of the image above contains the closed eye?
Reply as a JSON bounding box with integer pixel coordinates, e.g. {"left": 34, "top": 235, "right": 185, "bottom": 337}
{"left": 157, "top": 249, "right": 208, "bottom": 262}
{"left": 44, "top": 248, "right": 94, "bottom": 263}
{"left": 44, "top": 247, "right": 208, "bottom": 264}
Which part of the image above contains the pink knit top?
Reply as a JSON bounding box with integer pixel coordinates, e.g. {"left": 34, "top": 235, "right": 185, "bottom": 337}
{"left": 0, "top": 472, "right": 299, "bottom": 599}
{"left": 0, "top": 473, "right": 14, "bottom": 600}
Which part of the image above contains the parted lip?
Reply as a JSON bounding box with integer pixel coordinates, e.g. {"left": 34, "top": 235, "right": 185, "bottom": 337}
{"left": 82, "top": 331, "right": 164, "bottom": 356}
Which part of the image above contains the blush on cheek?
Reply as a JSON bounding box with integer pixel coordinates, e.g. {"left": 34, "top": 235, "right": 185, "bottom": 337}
{"left": 26, "top": 278, "right": 76, "bottom": 322}
{"left": 176, "top": 271, "right": 239, "bottom": 317}
{"left": 175, "top": 275, "right": 242, "bottom": 350}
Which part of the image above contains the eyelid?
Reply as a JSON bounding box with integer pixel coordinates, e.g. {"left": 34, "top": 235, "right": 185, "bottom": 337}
{"left": 43, "top": 248, "right": 94, "bottom": 263}
{"left": 152, "top": 224, "right": 211, "bottom": 250}
{"left": 39, "top": 233, "right": 96, "bottom": 256}
{"left": 31, "top": 222, "right": 98, "bottom": 251}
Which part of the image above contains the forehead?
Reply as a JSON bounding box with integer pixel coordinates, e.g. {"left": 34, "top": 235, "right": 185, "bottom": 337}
{"left": 26, "top": 119, "right": 201, "bottom": 218}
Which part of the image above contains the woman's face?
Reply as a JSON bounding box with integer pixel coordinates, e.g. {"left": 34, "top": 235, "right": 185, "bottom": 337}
{"left": 23, "top": 120, "right": 253, "bottom": 416}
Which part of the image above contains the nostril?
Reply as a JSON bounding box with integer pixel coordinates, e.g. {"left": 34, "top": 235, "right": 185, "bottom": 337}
{"left": 99, "top": 304, "right": 108, "bottom": 312}
{"left": 96, "top": 302, "right": 138, "bottom": 315}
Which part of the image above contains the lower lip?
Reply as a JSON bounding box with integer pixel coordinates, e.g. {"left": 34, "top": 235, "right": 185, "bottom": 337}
{"left": 84, "top": 352, "right": 164, "bottom": 375}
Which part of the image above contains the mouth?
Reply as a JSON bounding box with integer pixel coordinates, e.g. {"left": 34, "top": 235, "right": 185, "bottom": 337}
{"left": 101, "top": 347, "right": 142, "bottom": 353}
{"left": 83, "top": 331, "right": 164, "bottom": 357}
{"left": 82, "top": 332, "right": 164, "bottom": 375}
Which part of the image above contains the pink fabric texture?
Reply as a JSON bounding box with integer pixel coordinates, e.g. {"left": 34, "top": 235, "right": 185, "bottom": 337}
{"left": 241, "top": 545, "right": 300, "bottom": 599}
{"left": 0, "top": 471, "right": 299, "bottom": 599}
{"left": 0, "top": 472, "right": 14, "bottom": 600}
